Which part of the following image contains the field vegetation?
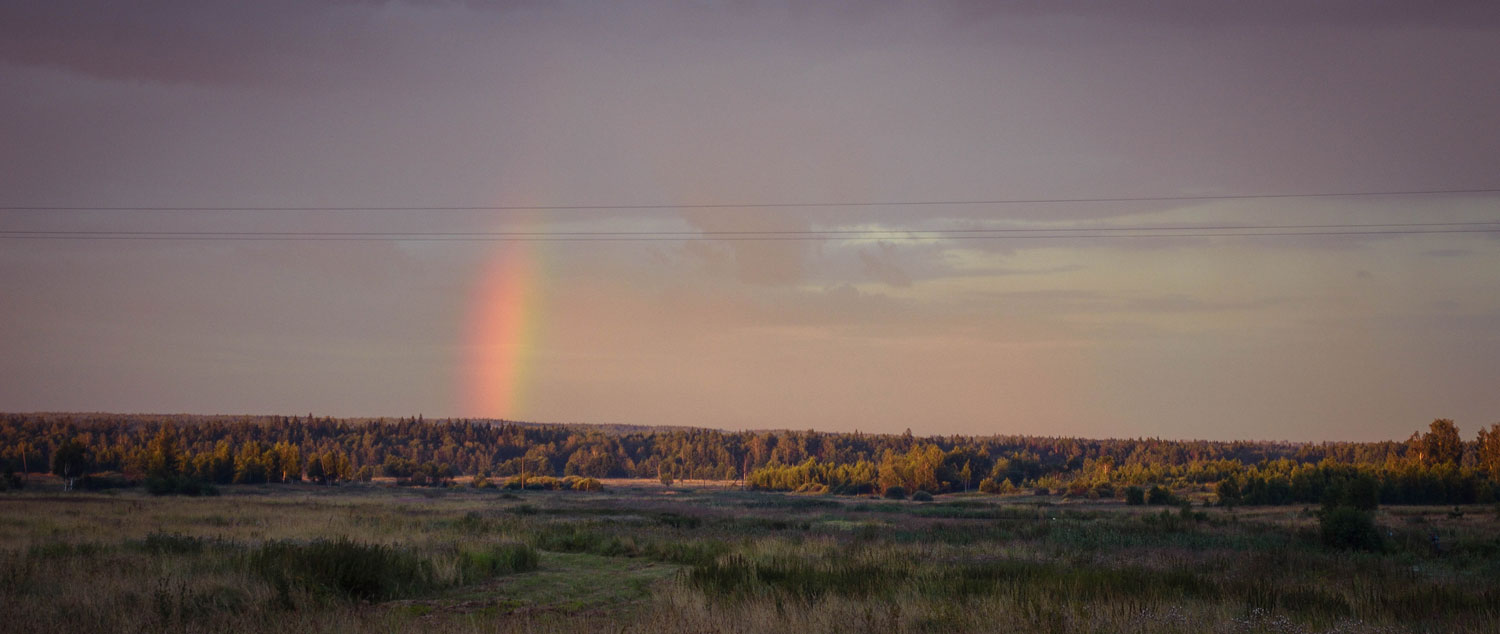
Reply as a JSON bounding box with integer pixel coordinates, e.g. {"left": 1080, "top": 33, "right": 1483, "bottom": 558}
{"left": 3, "top": 481, "right": 1499, "bottom": 633}
{"left": 5, "top": 414, "right": 1500, "bottom": 631}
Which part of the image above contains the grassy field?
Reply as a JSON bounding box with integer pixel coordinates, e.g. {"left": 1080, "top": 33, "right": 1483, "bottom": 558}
{"left": 3, "top": 480, "right": 1498, "bottom": 633}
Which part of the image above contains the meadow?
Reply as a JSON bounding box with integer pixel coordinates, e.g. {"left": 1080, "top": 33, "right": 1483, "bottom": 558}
{"left": 3, "top": 480, "right": 1498, "bottom": 633}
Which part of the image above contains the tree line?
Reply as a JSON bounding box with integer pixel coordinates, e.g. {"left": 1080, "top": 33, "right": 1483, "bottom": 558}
{"left": 2, "top": 413, "right": 1497, "bottom": 505}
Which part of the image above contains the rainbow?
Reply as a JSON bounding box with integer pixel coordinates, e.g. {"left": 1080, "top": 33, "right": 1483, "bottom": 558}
{"left": 464, "top": 237, "right": 544, "bottom": 419}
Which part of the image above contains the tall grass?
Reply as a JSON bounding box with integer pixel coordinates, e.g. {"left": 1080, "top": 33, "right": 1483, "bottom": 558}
{"left": 457, "top": 541, "right": 540, "bottom": 583}
{"left": 2, "top": 487, "right": 1498, "bottom": 633}
{"left": 248, "top": 537, "right": 437, "bottom": 601}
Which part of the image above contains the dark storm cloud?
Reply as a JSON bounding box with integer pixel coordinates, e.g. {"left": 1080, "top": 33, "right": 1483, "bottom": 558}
{"left": 0, "top": 2, "right": 373, "bottom": 84}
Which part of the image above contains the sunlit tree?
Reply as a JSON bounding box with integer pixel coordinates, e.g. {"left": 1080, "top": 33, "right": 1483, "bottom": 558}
{"left": 1416, "top": 419, "right": 1463, "bottom": 467}
{"left": 1477, "top": 422, "right": 1500, "bottom": 481}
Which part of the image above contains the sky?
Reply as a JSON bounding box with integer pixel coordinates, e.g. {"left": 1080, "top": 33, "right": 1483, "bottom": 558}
{"left": 2, "top": 1, "right": 1499, "bottom": 442}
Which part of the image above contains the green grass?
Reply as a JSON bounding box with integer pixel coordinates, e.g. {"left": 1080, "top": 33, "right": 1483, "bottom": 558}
{"left": 458, "top": 551, "right": 677, "bottom": 612}
{"left": 249, "top": 537, "right": 439, "bottom": 601}
{"left": 2, "top": 484, "right": 1499, "bottom": 633}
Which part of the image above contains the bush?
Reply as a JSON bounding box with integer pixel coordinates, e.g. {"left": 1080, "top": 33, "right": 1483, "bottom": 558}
{"left": 249, "top": 538, "right": 435, "bottom": 601}
{"left": 0, "top": 465, "right": 21, "bottom": 490}
{"left": 1146, "top": 485, "right": 1175, "bottom": 506}
{"left": 978, "top": 478, "right": 999, "bottom": 494}
{"left": 1178, "top": 502, "right": 1206, "bottom": 522}
{"left": 911, "top": 491, "right": 933, "bottom": 502}
{"left": 1320, "top": 507, "right": 1382, "bottom": 552}
{"left": 78, "top": 472, "right": 133, "bottom": 491}
{"left": 1345, "top": 475, "right": 1381, "bottom": 511}
{"left": 1215, "top": 479, "right": 1241, "bottom": 507}
{"left": 1091, "top": 482, "right": 1115, "bottom": 499}
{"left": 457, "top": 542, "right": 539, "bottom": 583}
{"left": 1124, "top": 486, "right": 1145, "bottom": 506}
{"left": 526, "top": 476, "right": 562, "bottom": 491}
{"left": 883, "top": 486, "right": 908, "bottom": 500}
{"left": 573, "top": 477, "right": 603, "bottom": 492}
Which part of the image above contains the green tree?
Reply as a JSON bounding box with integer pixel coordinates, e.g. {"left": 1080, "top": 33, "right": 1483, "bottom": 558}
{"left": 234, "top": 441, "right": 268, "bottom": 484}
{"left": 51, "top": 438, "right": 91, "bottom": 491}
{"left": 306, "top": 455, "right": 326, "bottom": 483}
{"left": 1417, "top": 419, "right": 1463, "bottom": 467}
{"left": 1320, "top": 507, "right": 1382, "bottom": 551}
{"left": 145, "top": 426, "right": 182, "bottom": 480}
{"left": 1477, "top": 422, "right": 1500, "bottom": 481}
{"left": 274, "top": 442, "right": 302, "bottom": 482}
{"left": 1215, "top": 477, "right": 1241, "bottom": 507}
{"left": 207, "top": 441, "right": 235, "bottom": 484}
{"left": 1346, "top": 474, "right": 1381, "bottom": 511}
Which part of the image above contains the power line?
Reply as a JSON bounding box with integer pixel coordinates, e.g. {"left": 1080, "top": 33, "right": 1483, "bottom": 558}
{"left": 3, "top": 187, "right": 1499, "bottom": 212}
{"left": 3, "top": 221, "right": 1499, "bottom": 239}
{"left": 2, "top": 221, "right": 1500, "bottom": 239}
{"left": 4, "top": 227, "right": 1499, "bottom": 242}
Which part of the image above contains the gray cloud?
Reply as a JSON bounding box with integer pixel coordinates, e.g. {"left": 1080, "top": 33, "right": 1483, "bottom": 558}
{"left": 859, "top": 243, "right": 912, "bottom": 288}
{"left": 3, "top": 1, "right": 1499, "bottom": 440}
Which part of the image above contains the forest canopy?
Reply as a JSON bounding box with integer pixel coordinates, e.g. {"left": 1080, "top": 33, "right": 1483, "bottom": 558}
{"left": 3, "top": 413, "right": 1497, "bottom": 505}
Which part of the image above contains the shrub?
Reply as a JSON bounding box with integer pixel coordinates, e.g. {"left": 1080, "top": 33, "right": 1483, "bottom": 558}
{"left": 1146, "top": 485, "right": 1174, "bottom": 506}
{"left": 78, "top": 472, "right": 133, "bottom": 491}
{"left": 978, "top": 478, "right": 999, "bottom": 494}
{"left": 1320, "top": 507, "right": 1382, "bottom": 552}
{"left": 883, "top": 486, "right": 908, "bottom": 500}
{"left": 526, "top": 476, "right": 562, "bottom": 491}
{"left": 457, "top": 542, "right": 539, "bottom": 583}
{"left": 1215, "top": 479, "right": 1241, "bottom": 507}
{"left": 573, "top": 477, "right": 603, "bottom": 492}
{"left": 249, "top": 537, "right": 435, "bottom": 601}
{"left": 911, "top": 491, "right": 933, "bottom": 502}
{"left": 1033, "top": 487, "right": 1051, "bottom": 496}
{"left": 1178, "top": 502, "right": 1206, "bottom": 522}
{"left": 1092, "top": 482, "right": 1115, "bottom": 499}
{"left": 1124, "top": 486, "right": 1145, "bottom": 506}
{"left": 0, "top": 465, "right": 21, "bottom": 490}
{"left": 1346, "top": 475, "right": 1381, "bottom": 511}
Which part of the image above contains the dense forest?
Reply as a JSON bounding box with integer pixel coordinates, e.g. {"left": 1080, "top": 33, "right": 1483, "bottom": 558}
{"left": 3, "top": 413, "right": 1498, "bottom": 506}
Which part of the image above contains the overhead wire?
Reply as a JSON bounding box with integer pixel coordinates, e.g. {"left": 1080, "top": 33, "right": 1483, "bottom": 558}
{"left": 3, "top": 227, "right": 1499, "bottom": 242}
{"left": 2, "top": 186, "right": 1498, "bottom": 212}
